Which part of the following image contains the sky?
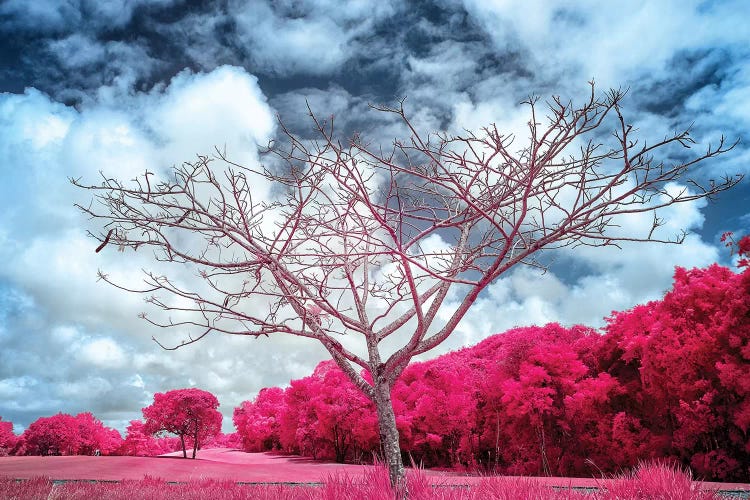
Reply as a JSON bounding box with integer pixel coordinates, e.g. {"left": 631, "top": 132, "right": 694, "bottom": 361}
{"left": 0, "top": 0, "right": 749, "bottom": 435}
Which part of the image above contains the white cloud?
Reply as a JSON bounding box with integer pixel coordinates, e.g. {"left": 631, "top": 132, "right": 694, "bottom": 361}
{"left": 146, "top": 66, "right": 275, "bottom": 156}
{"left": 78, "top": 337, "right": 128, "bottom": 369}
{"left": 461, "top": 0, "right": 750, "bottom": 88}
{"left": 230, "top": 0, "right": 397, "bottom": 75}
{"left": 0, "top": 66, "right": 295, "bottom": 431}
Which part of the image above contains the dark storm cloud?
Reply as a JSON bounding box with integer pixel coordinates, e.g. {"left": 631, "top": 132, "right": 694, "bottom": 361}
{"left": 0, "top": 0, "right": 520, "bottom": 108}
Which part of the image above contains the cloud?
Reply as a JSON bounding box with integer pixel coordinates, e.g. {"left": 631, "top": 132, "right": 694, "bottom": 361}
{"left": 44, "top": 35, "right": 158, "bottom": 104}
{"left": 78, "top": 337, "right": 128, "bottom": 369}
{"left": 145, "top": 66, "right": 275, "bottom": 159}
{"left": 0, "top": 0, "right": 82, "bottom": 33}
{"left": 229, "top": 0, "right": 398, "bottom": 76}
{"left": 0, "top": 65, "right": 299, "bottom": 431}
{"left": 461, "top": 1, "right": 750, "bottom": 86}
{"left": 0, "top": 0, "right": 178, "bottom": 33}
{"left": 0, "top": 0, "right": 747, "bottom": 436}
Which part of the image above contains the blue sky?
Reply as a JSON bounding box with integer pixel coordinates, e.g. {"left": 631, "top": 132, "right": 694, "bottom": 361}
{"left": 1, "top": 0, "right": 748, "bottom": 434}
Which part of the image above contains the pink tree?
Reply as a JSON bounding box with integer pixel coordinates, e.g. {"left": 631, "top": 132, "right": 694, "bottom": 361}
{"left": 0, "top": 417, "right": 17, "bottom": 456}
{"left": 393, "top": 352, "right": 480, "bottom": 468}
{"left": 602, "top": 263, "right": 750, "bottom": 480}
{"left": 142, "top": 388, "right": 222, "bottom": 459}
{"left": 303, "top": 361, "right": 378, "bottom": 463}
{"left": 20, "top": 413, "right": 121, "bottom": 456}
{"left": 234, "top": 387, "right": 286, "bottom": 452}
{"left": 22, "top": 413, "right": 80, "bottom": 456}
{"left": 74, "top": 412, "right": 123, "bottom": 456}
{"left": 118, "top": 419, "right": 181, "bottom": 456}
{"left": 73, "top": 84, "right": 739, "bottom": 485}
{"left": 272, "top": 361, "right": 378, "bottom": 462}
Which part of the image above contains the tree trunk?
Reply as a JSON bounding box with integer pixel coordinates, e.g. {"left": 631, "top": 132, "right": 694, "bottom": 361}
{"left": 192, "top": 430, "right": 199, "bottom": 459}
{"left": 179, "top": 434, "right": 187, "bottom": 458}
{"left": 373, "top": 379, "right": 405, "bottom": 488}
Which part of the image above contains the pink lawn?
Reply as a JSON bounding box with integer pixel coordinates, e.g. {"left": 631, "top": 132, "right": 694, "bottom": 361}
{"left": 0, "top": 449, "right": 747, "bottom": 493}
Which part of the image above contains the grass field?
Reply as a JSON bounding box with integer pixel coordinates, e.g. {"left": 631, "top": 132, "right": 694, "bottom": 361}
{"left": 1, "top": 450, "right": 748, "bottom": 499}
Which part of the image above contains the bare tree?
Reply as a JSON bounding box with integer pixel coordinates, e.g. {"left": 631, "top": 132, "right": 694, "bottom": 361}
{"left": 73, "top": 84, "right": 739, "bottom": 487}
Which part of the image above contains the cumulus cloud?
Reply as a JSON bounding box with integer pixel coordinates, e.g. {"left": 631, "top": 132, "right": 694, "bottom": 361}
{"left": 0, "top": 65, "right": 310, "bottom": 431}
{"left": 229, "top": 0, "right": 398, "bottom": 76}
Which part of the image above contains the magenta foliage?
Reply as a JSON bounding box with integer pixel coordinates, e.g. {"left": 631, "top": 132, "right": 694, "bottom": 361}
{"left": 0, "top": 417, "right": 17, "bottom": 456}
{"left": 16, "top": 412, "right": 122, "bottom": 457}
{"left": 142, "top": 387, "right": 222, "bottom": 458}
{"left": 117, "top": 419, "right": 182, "bottom": 456}
{"left": 234, "top": 260, "right": 750, "bottom": 481}
{"left": 276, "top": 360, "right": 379, "bottom": 463}
{"left": 233, "top": 387, "right": 286, "bottom": 452}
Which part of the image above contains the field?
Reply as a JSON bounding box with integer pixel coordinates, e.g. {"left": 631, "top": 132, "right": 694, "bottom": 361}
{"left": 1, "top": 449, "right": 749, "bottom": 499}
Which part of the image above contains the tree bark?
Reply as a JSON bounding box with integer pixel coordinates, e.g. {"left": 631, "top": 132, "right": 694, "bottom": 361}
{"left": 373, "top": 378, "right": 405, "bottom": 488}
{"left": 192, "top": 430, "right": 199, "bottom": 459}
{"left": 179, "top": 434, "right": 187, "bottom": 458}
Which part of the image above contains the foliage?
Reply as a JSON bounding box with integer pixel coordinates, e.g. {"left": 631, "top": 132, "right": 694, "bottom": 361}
{"left": 18, "top": 412, "right": 121, "bottom": 456}
{"left": 276, "top": 361, "right": 378, "bottom": 463}
{"left": 601, "top": 263, "right": 750, "bottom": 480}
{"left": 235, "top": 260, "right": 750, "bottom": 481}
{"left": 0, "top": 417, "right": 17, "bottom": 456}
{"left": 202, "top": 431, "right": 243, "bottom": 449}
{"left": 233, "top": 387, "right": 286, "bottom": 452}
{"left": 142, "top": 388, "right": 222, "bottom": 459}
{"left": 117, "top": 419, "right": 182, "bottom": 457}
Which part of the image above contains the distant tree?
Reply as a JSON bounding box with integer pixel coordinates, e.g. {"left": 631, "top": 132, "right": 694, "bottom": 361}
{"left": 302, "top": 361, "right": 378, "bottom": 463}
{"left": 74, "top": 84, "right": 740, "bottom": 486}
{"left": 118, "top": 419, "right": 181, "bottom": 456}
{"left": 0, "top": 417, "right": 17, "bottom": 456}
{"left": 234, "top": 387, "right": 286, "bottom": 452}
{"left": 202, "top": 431, "right": 243, "bottom": 449}
{"left": 74, "top": 412, "right": 123, "bottom": 455}
{"left": 21, "top": 413, "right": 121, "bottom": 456}
{"left": 273, "top": 361, "right": 379, "bottom": 462}
{"left": 142, "top": 388, "right": 222, "bottom": 459}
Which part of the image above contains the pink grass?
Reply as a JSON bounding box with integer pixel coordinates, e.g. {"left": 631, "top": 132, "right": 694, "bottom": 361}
{"left": 0, "top": 453, "right": 746, "bottom": 499}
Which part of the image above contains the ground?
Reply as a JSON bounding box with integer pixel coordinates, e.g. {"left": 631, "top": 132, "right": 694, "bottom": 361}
{"left": 0, "top": 449, "right": 748, "bottom": 492}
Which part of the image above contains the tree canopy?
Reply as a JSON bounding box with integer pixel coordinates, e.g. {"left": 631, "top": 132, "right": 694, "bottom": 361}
{"left": 143, "top": 388, "right": 222, "bottom": 459}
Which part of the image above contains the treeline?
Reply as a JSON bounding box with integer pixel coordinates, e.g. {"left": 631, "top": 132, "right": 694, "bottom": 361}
{"left": 234, "top": 263, "right": 749, "bottom": 481}
{"left": 1, "top": 261, "right": 747, "bottom": 481}
{"left": 0, "top": 389, "right": 240, "bottom": 458}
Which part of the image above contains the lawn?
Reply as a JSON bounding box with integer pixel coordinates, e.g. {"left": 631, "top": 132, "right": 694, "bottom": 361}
{"left": 1, "top": 449, "right": 749, "bottom": 499}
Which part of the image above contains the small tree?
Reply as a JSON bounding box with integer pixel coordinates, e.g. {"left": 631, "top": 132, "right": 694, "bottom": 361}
{"left": 142, "top": 388, "right": 222, "bottom": 458}
{"left": 74, "top": 84, "right": 740, "bottom": 485}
